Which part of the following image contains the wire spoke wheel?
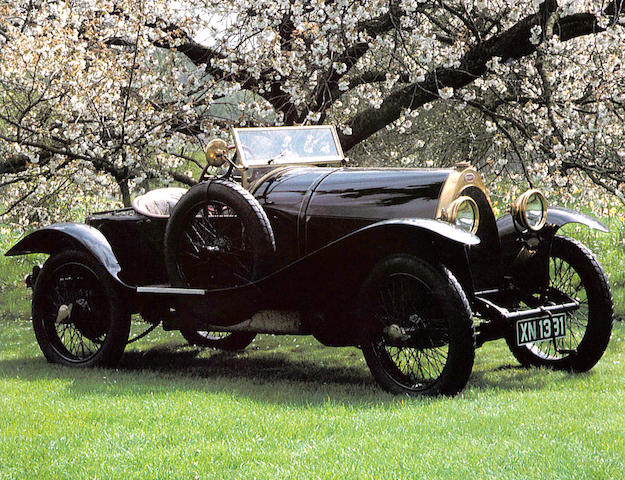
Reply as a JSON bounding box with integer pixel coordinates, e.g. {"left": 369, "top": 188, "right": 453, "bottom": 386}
{"left": 165, "top": 180, "right": 275, "bottom": 327}
{"left": 46, "top": 266, "right": 106, "bottom": 361}
{"left": 179, "top": 328, "right": 256, "bottom": 350}
{"left": 528, "top": 256, "right": 588, "bottom": 360}
{"left": 176, "top": 200, "right": 254, "bottom": 289}
{"left": 371, "top": 273, "right": 450, "bottom": 389}
{"left": 361, "top": 255, "right": 474, "bottom": 396}
{"left": 32, "top": 251, "right": 130, "bottom": 367}
{"left": 506, "top": 236, "right": 613, "bottom": 371}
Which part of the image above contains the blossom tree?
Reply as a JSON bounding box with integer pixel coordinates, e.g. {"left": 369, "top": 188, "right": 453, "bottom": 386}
{"left": 0, "top": 0, "right": 623, "bottom": 224}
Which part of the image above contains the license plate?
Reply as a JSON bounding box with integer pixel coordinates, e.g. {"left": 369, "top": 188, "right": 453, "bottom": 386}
{"left": 516, "top": 313, "right": 567, "bottom": 346}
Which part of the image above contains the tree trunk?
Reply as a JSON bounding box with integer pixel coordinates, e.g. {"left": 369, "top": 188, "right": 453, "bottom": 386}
{"left": 118, "top": 178, "right": 131, "bottom": 207}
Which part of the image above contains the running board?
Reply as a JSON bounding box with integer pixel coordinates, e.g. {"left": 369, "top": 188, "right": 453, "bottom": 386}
{"left": 136, "top": 286, "right": 206, "bottom": 295}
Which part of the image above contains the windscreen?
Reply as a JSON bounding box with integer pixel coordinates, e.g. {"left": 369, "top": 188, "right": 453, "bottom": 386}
{"left": 233, "top": 126, "right": 344, "bottom": 167}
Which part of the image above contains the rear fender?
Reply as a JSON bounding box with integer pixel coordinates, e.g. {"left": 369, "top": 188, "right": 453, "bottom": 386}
{"left": 5, "top": 223, "right": 129, "bottom": 288}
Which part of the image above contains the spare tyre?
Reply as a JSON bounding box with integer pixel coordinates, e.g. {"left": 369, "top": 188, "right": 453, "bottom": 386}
{"left": 164, "top": 179, "right": 276, "bottom": 325}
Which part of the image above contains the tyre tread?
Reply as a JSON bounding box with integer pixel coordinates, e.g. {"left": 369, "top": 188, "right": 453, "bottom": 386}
{"left": 506, "top": 235, "right": 613, "bottom": 371}
{"left": 32, "top": 250, "right": 130, "bottom": 367}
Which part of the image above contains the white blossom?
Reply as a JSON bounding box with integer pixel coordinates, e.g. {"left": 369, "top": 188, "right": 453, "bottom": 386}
{"left": 530, "top": 25, "right": 542, "bottom": 45}
{"left": 0, "top": 0, "right": 622, "bottom": 223}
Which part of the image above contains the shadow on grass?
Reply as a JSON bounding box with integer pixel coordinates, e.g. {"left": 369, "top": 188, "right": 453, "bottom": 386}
{"left": 469, "top": 361, "right": 586, "bottom": 393}
{"left": 0, "top": 339, "right": 582, "bottom": 407}
{"left": 0, "top": 344, "right": 390, "bottom": 406}
{"left": 119, "top": 344, "right": 372, "bottom": 387}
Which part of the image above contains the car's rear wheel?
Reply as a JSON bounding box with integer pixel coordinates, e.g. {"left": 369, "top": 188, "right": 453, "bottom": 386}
{"left": 164, "top": 179, "right": 275, "bottom": 324}
{"left": 506, "top": 236, "right": 613, "bottom": 371}
{"left": 32, "top": 250, "right": 130, "bottom": 367}
{"left": 180, "top": 328, "right": 256, "bottom": 350}
{"left": 360, "top": 254, "right": 475, "bottom": 396}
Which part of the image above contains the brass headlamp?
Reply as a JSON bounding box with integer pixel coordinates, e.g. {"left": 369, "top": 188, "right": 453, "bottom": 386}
{"left": 205, "top": 139, "right": 229, "bottom": 167}
{"left": 511, "top": 189, "right": 547, "bottom": 231}
{"left": 444, "top": 196, "right": 480, "bottom": 234}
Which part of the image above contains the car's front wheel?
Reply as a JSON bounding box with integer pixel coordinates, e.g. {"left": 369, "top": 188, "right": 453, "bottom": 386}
{"left": 506, "top": 235, "right": 613, "bottom": 371}
{"left": 32, "top": 250, "right": 131, "bottom": 367}
{"left": 360, "top": 254, "right": 475, "bottom": 396}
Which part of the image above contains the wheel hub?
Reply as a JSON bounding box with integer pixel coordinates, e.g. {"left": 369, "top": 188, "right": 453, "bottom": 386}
{"left": 382, "top": 317, "right": 448, "bottom": 349}
{"left": 382, "top": 324, "right": 412, "bottom": 346}
{"left": 60, "top": 296, "right": 107, "bottom": 341}
{"left": 55, "top": 303, "right": 73, "bottom": 324}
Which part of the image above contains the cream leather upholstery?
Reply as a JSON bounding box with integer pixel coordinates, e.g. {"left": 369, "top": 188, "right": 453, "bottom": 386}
{"left": 131, "top": 188, "right": 187, "bottom": 218}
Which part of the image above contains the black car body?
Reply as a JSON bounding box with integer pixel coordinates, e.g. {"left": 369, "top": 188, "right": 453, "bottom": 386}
{"left": 6, "top": 126, "right": 614, "bottom": 396}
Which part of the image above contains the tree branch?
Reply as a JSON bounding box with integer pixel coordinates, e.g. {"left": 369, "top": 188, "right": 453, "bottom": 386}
{"left": 340, "top": 7, "right": 612, "bottom": 151}
{"left": 310, "top": 4, "right": 411, "bottom": 114}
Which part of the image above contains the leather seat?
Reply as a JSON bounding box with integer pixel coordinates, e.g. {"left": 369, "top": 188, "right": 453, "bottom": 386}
{"left": 131, "top": 187, "right": 187, "bottom": 218}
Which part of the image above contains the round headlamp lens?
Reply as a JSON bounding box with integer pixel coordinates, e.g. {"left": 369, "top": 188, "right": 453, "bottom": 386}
{"left": 447, "top": 196, "right": 479, "bottom": 234}
{"left": 456, "top": 200, "right": 476, "bottom": 232}
{"left": 525, "top": 192, "right": 546, "bottom": 230}
{"left": 511, "top": 189, "right": 547, "bottom": 231}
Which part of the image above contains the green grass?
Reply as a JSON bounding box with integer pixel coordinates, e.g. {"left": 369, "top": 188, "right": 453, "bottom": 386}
{"left": 1, "top": 212, "right": 625, "bottom": 479}
{"left": 0, "top": 226, "right": 44, "bottom": 322}
{"left": 1, "top": 320, "right": 625, "bottom": 479}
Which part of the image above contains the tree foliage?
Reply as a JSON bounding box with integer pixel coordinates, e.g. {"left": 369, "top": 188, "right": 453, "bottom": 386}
{"left": 0, "top": 0, "right": 623, "bottom": 224}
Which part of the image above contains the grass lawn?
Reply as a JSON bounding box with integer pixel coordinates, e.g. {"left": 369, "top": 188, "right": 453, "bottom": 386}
{"left": 1, "top": 317, "right": 625, "bottom": 479}
{"left": 1, "top": 216, "right": 624, "bottom": 479}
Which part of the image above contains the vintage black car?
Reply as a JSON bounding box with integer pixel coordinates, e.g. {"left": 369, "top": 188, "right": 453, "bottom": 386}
{"left": 6, "top": 125, "right": 614, "bottom": 396}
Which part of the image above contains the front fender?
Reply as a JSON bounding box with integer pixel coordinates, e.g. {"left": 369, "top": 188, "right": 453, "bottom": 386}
{"left": 498, "top": 207, "right": 609, "bottom": 241}
{"left": 348, "top": 218, "right": 479, "bottom": 295}
{"left": 547, "top": 206, "right": 609, "bottom": 233}
{"left": 496, "top": 206, "right": 608, "bottom": 291}
{"left": 289, "top": 218, "right": 479, "bottom": 304}
{"left": 346, "top": 218, "right": 480, "bottom": 247}
{"left": 5, "top": 223, "right": 128, "bottom": 287}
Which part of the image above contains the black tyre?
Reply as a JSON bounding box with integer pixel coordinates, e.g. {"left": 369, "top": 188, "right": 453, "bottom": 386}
{"left": 180, "top": 328, "right": 256, "bottom": 351}
{"left": 165, "top": 179, "right": 275, "bottom": 290}
{"left": 32, "top": 250, "right": 130, "bottom": 367}
{"left": 360, "top": 254, "right": 475, "bottom": 396}
{"left": 506, "top": 236, "right": 613, "bottom": 371}
{"left": 164, "top": 179, "right": 275, "bottom": 324}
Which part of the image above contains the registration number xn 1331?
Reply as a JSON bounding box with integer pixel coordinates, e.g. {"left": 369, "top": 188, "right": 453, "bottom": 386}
{"left": 516, "top": 313, "right": 567, "bottom": 346}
